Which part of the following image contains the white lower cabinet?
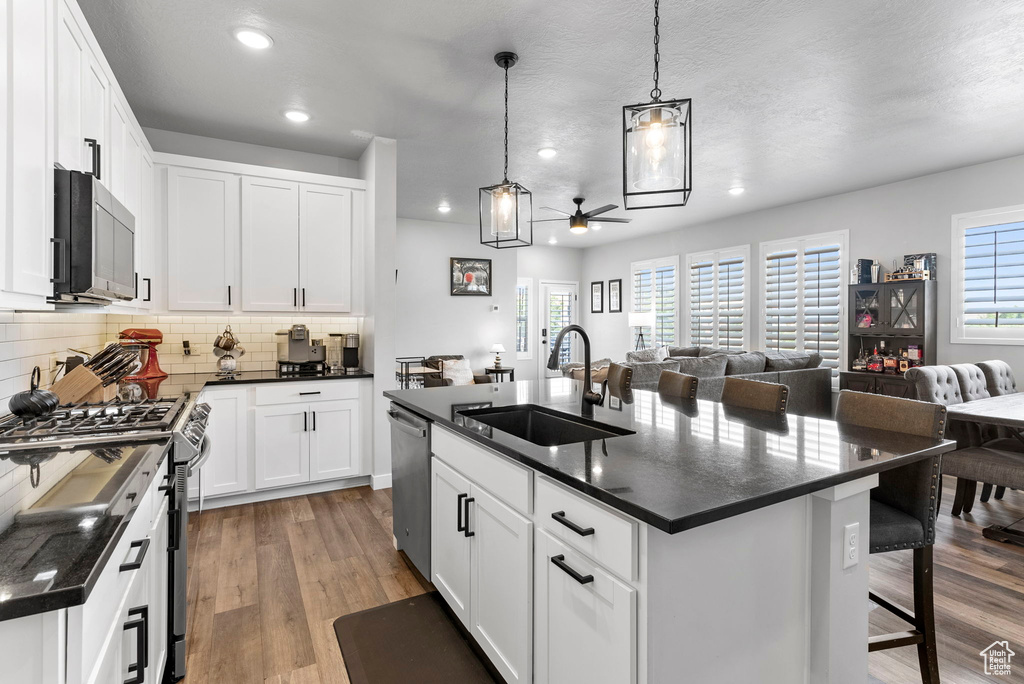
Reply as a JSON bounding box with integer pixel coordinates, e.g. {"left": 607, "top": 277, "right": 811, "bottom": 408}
{"left": 534, "top": 530, "right": 636, "bottom": 684}
{"left": 254, "top": 403, "right": 309, "bottom": 489}
{"left": 309, "top": 399, "right": 360, "bottom": 481}
{"left": 198, "top": 388, "right": 249, "bottom": 498}
{"left": 431, "top": 456, "right": 532, "bottom": 684}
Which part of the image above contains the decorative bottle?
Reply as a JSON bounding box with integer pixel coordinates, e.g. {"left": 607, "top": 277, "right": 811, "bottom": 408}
{"left": 867, "top": 346, "right": 884, "bottom": 373}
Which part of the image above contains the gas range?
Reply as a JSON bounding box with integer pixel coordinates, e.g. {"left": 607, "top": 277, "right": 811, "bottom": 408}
{"left": 0, "top": 397, "right": 186, "bottom": 454}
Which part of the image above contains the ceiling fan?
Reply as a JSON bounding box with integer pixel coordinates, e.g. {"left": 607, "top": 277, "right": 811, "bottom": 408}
{"left": 533, "top": 198, "right": 632, "bottom": 235}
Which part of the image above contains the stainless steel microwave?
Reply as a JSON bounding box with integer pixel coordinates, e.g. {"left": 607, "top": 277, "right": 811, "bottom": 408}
{"left": 52, "top": 168, "right": 135, "bottom": 303}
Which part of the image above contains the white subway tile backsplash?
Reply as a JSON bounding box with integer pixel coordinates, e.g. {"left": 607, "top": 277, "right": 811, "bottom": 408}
{"left": 0, "top": 311, "right": 363, "bottom": 532}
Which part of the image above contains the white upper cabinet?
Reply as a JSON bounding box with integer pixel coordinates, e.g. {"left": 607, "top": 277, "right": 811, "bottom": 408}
{"left": 241, "top": 177, "right": 300, "bottom": 311}
{"left": 137, "top": 150, "right": 155, "bottom": 308}
{"left": 56, "top": 0, "right": 109, "bottom": 178}
{"left": 5, "top": 0, "right": 55, "bottom": 300}
{"left": 300, "top": 184, "right": 353, "bottom": 312}
{"left": 166, "top": 167, "right": 238, "bottom": 311}
{"left": 107, "top": 96, "right": 129, "bottom": 202}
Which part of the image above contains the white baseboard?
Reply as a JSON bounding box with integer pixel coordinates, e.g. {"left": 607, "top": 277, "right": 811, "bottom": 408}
{"left": 371, "top": 473, "right": 392, "bottom": 490}
{"left": 189, "top": 475, "right": 372, "bottom": 511}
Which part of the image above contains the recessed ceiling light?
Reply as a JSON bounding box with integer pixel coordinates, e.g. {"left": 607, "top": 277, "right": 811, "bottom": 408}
{"left": 729, "top": 186, "right": 745, "bottom": 196}
{"left": 234, "top": 28, "right": 273, "bottom": 50}
{"left": 537, "top": 147, "right": 557, "bottom": 159}
{"left": 591, "top": 222, "right": 602, "bottom": 231}
{"left": 285, "top": 110, "right": 310, "bottom": 123}
{"left": 437, "top": 204, "right": 451, "bottom": 213}
{"left": 548, "top": 237, "right": 557, "bottom": 245}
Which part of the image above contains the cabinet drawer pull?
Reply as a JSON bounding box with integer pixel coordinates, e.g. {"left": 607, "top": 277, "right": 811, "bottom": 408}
{"left": 120, "top": 538, "right": 151, "bottom": 572}
{"left": 227, "top": 285, "right": 232, "bottom": 306}
{"left": 551, "top": 510, "right": 595, "bottom": 536}
{"left": 85, "top": 138, "right": 101, "bottom": 179}
{"left": 312, "top": 411, "right": 316, "bottom": 431}
{"left": 464, "top": 497, "right": 475, "bottom": 537}
{"left": 124, "top": 605, "right": 148, "bottom": 684}
{"left": 302, "top": 288, "right": 306, "bottom": 306}
{"left": 551, "top": 554, "right": 594, "bottom": 585}
{"left": 293, "top": 287, "right": 297, "bottom": 307}
{"left": 303, "top": 411, "right": 308, "bottom": 432}
{"left": 143, "top": 277, "right": 152, "bottom": 302}
{"left": 299, "top": 391, "right": 321, "bottom": 396}
{"left": 457, "top": 492, "right": 468, "bottom": 532}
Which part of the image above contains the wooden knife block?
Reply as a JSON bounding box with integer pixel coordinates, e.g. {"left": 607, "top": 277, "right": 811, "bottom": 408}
{"left": 50, "top": 365, "right": 115, "bottom": 404}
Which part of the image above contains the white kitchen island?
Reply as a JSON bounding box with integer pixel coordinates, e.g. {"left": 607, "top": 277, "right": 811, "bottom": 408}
{"left": 386, "top": 379, "right": 953, "bottom": 684}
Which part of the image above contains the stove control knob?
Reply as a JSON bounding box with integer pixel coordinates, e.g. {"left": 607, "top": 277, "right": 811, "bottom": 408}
{"left": 191, "top": 403, "right": 212, "bottom": 420}
{"left": 185, "top": 424, "right": 204, "bottom": 445}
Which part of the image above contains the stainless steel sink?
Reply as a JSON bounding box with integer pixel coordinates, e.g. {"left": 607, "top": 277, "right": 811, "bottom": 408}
{"left": 457, "top": 404, "right": 634, "bottom": 446}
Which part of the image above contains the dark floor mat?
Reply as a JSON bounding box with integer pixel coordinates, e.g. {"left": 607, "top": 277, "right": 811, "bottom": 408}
{"left": 333, "top": 592, "right": 498, "bottom": 684}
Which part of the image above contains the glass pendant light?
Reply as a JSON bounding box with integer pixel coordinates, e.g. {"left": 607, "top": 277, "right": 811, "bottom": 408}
{"left": 623, "top": 0, "right": 691, "bottom": 210}
{"left": 480, "top": 52, "right": 532, "bottom": 248}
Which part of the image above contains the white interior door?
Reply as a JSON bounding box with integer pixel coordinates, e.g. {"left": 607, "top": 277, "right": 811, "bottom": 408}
{"left": 539, "top": 282, "right": 579, "bottom": 378}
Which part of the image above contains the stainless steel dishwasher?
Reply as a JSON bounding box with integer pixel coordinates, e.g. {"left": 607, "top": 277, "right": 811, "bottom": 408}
{"left": 387, "top": 403, "right": 432, "bottom": 579}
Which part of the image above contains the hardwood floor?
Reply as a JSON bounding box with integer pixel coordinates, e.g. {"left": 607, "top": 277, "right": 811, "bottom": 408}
{"left": 182, "top": 486, "right": 430, "bottom": 684}
{"left": 183, "top": 481, "right": 1024, "bottom": 684}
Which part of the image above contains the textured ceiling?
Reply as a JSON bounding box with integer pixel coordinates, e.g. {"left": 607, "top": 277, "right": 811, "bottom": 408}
{"left": 78, "top": 0, "right": 1024, "bottom": 247}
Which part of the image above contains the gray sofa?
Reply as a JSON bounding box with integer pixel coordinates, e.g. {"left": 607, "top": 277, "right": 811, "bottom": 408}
{"left": 622, "top": 346, "right": 832, "bottom": 416}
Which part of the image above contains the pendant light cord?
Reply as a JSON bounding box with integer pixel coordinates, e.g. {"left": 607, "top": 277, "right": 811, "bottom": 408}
{"left": 650, "top": 0, "right": 662, "bottom": 102}
{"left": 503, "top": 62, "right": 510, "bottom": 183}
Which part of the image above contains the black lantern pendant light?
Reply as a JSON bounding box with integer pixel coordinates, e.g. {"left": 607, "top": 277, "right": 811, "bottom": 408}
{"left": 480, "top": 52, "right": 532, "bottom": 248}
{"left": 622, "top": 0, "right": 691, "bottom": 210}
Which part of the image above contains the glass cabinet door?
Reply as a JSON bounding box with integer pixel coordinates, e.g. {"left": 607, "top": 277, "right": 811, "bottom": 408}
{"left": 887, "top": 283, "right": 924, "bottom": 333}
{"left": 851, "top": 286, "right": 884, "bottom": 331}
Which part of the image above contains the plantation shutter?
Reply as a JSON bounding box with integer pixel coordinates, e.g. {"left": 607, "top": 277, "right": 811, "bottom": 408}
{"left": 689, "top": 259, "right": 714, "bottom": 346}
{"left": 655, "top": 264, "right": 677, "bottom": 346}
{"left": 764, "top": 234, "right": 845, "bottom": 375}
{"left": 962, "top": 221, "right": 1024, "bottom": 328}
{"left": 718, "top": 255, "right": 745, "bottom": 350}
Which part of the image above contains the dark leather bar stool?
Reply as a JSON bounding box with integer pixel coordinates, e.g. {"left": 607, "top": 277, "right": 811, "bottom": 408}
{"left": 720, "top": 376, "right": 789, "bottom": 415}
{"left": 835, "top": 390, "right": 945, "bottom": 684}
{"left": 657, "top": 369, "right": 698, "bottom": 400}
{"left": 600, "top": 362, "right": 633, "bottom": 405}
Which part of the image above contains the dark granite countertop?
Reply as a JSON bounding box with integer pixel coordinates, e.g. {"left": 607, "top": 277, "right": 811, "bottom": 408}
{"left": 0, "top": 439, "right": 169, "bottom": 621}
{"left": 385, "top": 379, "right": 956, "bottom": 534}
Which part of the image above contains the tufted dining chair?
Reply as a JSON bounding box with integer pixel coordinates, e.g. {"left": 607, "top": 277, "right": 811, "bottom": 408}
{"left": 904, "top": 365, "right": 963, "bottom": 406}
{"left": 834, "top": 391, "right": 944, "bottom": 683}
{"left": 950, "top": 364, "right": 990, "bottom": 402}
{"left": 976, "top": 360, "right": 1017, "bottom": 396}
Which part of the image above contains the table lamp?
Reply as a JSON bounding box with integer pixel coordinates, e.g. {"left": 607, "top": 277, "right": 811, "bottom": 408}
{"left": 490, "top": 343, "right": 506, "bottom": 368}
{"left": 628, "top": 311, "right": 657, "bottom": 350}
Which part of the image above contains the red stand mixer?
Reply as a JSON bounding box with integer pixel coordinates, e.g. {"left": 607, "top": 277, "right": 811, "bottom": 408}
{"left": 119, "top": 328, "right": 169, "bottom": 382}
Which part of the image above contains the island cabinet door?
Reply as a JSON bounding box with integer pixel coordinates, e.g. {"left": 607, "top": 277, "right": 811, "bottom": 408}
{"left": 254, "top": 404, "right": 309, "bottom": 490}
{"left": 432, "top": 458, "right": 473, "bottom": 627}
{"left": 469, "top": 484, "right": 533, "bottom": 684}
{"left": 534, "top": 531, "right": 636, "bottom": 684}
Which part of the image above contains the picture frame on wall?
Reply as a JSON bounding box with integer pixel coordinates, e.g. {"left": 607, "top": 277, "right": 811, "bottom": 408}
{"left": 451, "top": 257, "right": 492, "bottom": 296}
{"left": 608, "top": 279, "right": 622, "bottom": 313}
{"left": 591, "top": 281, "right": 604, "bottom": 313}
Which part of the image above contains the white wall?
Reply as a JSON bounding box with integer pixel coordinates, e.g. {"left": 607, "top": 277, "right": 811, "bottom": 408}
{"left": 581, "top": 153, "right": 1024, "bottom": 370}
{"left": 516, "top": 245, "right": 584, "bottom": 380}
{"left": 396, "top": 218, "right": 517, "bottom": 373}
{"left": 144, "top": 128, "right": 361, "bottom": 178}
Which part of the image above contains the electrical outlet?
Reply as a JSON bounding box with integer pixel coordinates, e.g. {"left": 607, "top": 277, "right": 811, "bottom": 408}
{"left": 843, "top": 522, "right": 860, "bottom": 569}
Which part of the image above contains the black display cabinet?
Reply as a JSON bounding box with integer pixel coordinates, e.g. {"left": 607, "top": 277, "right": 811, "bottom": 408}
{"left": 840, "top": 280, "right": 936, "bottom": 396}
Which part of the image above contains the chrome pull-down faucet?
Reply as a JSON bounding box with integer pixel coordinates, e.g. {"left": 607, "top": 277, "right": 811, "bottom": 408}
{"left": 546, "top": 324, "right": 602, "bottom": 418}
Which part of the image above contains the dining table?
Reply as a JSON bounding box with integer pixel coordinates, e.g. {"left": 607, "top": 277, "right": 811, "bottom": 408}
{"left": 946, "top": 393, "right": 1024, "bottom": 546}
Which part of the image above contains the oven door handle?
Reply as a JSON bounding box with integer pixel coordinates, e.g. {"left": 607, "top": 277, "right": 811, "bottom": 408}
{"left": 187, "top": 435, "right": 213, "bottom": 476}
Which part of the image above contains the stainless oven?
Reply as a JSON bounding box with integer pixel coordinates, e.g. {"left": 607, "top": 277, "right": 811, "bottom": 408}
{"left": 52, "top": 168, "right": 136, "bottom": 303}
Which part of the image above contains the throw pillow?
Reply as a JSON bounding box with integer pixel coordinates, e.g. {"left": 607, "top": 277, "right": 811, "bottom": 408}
{"left": 441, "top": 358, "right": 475, "bottom": 386}
{"left": 698, "top": 346, "right": 747, "bottom": 357}
{"left": 666, "top": 346, "right": 700, "bottom": 358}
{"left": 764, "top": 350, "right": 811, "bottom": 371}
{"left": 725, "top": 351, "right": 767, "bottom": 375}
{"left": 626, "top": 348, "right": 660, "bottom": 363}
{"left": 675, "top": 354, "right": 729, "bottom": 378}
{"left": 805, "top": 353, "right": 823, "bottom": 369}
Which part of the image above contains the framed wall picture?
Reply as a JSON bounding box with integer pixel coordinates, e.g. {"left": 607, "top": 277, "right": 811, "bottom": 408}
{"left": 591, "top": 281, "right": 604, "bottom": 313}
{"left": 608, "top": 279, "right": 622, "bottom": 313}
{"left": 451, "top": 257, "right": 492, "bottom": 296}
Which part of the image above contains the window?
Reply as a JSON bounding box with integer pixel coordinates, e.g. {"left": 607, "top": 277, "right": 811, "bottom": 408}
{"left": 952, "top": 205, "right": 1024, "bottom": 344}
{"left": 685, "top": 246, "right": 749, "bottom": 350}
{"left": 761, "top": 231, "right": 847, "bottom": 374}
{"left": 631, "top": 256, "right": 679, "bottom": 347}
{"left": 516, "top": 278, "right": 531, "bottom": 358}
